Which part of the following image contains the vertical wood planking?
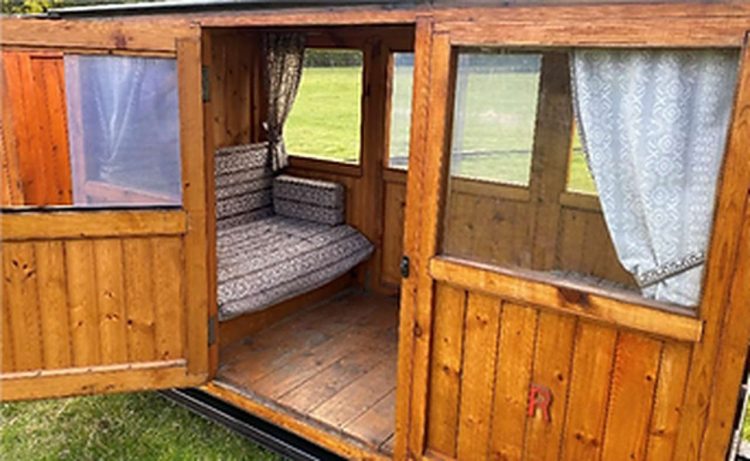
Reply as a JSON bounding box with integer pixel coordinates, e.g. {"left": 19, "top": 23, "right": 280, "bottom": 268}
{"left": 152, "top": 237, "right": 185, "bottom": 361}
{"left": 93, "top": 239, "right": 128, "bottom": 364}
{"left": 178, "top": 34, "right": 210, "bottom": 376}
{"left": 601, "top": 332, "right": 662, "bottom": 461}
{"left": 29, "top": 56, "right": 72, "bottom": 204}
{"left": 646, "top": 342, "right": 692, "bottom": 460}
{"left": 2, "top": 243, "right": 43, "bottom": 371}
{"left": 34, "top": 241, "right": 72, "bottom": 369}
{"left": 65, "top": 240, "right": 101, "bottom": 366}
{"left": 1, "top": 51, "right": 25, "bottom": 205}
{"left": 487, "top": 302, "right": 538, "bottom": 461}
{"left": 455, "top": 292, "right": 501, "bottom": 460}
{"left": 394, "top": 18, "right": 436, "bottom": 460}
{"left": 523, "top": 312, "right": 577, "bottom": 461}
{"left": 561, "top": 322, "right": 617, "bottom": 461}
{"left": 426, "top": 283, "right": 467, "bottom": 456}
{"left": 122, "top": 239, "right": 157, "bottom": 362}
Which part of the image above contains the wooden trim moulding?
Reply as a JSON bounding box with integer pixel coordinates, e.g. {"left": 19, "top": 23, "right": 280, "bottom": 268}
{"left": 1, "top": 209, "right": 187, "bottom": 240}
{"left": 0, "top": 361, "right": 204, "bottom": 401}
{"left": 1, "top": 18, "right": 197, "bottom": 52}
{"left": 288, "top": 155, "right": 363, "bottom": 177}
{"left": 429, "top": 256, "right": 703, "bottom": 343}
{"left": 450, "top": 176, "right": 531, "bottom": 202}
{"left": 559, "top": 190, "right": 601, "bottom": 211}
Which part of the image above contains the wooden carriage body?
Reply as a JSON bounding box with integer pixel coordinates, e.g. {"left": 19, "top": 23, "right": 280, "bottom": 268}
{"left": 2, "top": 2, "right": 750, "bottom": 460}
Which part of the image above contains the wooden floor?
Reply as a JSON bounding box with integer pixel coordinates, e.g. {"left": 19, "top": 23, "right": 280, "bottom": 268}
{"left": 217, "top": 290, "right": 399, "bottom": 455}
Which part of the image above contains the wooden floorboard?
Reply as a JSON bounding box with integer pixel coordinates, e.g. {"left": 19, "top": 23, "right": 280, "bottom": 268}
{"left": 217, "top": 291, "right": 399, "bottom": 455}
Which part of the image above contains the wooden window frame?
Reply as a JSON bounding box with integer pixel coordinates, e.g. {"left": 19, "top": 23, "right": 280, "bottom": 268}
{"left": 435, "top": 37, "right": 746, "bottom": 319}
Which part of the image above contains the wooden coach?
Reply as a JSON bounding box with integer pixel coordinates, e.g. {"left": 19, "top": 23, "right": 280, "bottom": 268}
{"left": 2, "top": 1, "right": 750, "bottom": 459}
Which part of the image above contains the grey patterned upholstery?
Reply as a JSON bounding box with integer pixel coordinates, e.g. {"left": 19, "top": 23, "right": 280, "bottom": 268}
{"left": 215, "top": 143, "right": 373, "bottom": 321}
{"left": 273, "top": 175, "right": 345, "bottom": 225}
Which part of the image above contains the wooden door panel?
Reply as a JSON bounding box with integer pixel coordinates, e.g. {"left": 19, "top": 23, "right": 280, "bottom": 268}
{"left": 422, "top": 282, "right": 692, "bottom": 461}
{"left": 0, "top": 211, "right": 205, "bottom": 401}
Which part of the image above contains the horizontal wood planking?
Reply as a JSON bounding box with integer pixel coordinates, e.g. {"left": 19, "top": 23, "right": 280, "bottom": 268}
{"left": 1, "top": 18, "right": 195, "bottom": 52}
{"left": 1, "top": 361, "right": 202, "bottom": 401}
{"left": 2, "top": 210, "right": 187, "bottom": 240}
{"left": 430, "top": 256, "right": 702, "bottom": 343}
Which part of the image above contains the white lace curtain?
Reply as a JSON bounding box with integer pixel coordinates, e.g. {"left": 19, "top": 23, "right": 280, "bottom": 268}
{"left": 263, "top": 33, "right": 306, "bottom": 171}
{"left": 571, "top": 49, "right": 738, "bottom": 306}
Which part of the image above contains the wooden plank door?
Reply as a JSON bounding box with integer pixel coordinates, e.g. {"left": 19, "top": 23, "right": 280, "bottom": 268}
{"left": 395, "top": 12, "right": 750, "bottom": 461}
{"left": 0, "top": 36, "right": 213, "bottom": 401}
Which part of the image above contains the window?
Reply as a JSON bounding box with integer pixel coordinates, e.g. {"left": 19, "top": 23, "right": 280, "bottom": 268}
{"left": 567, "top": 126, "right": 597, "bottom": 194}
{"left": 449, "top": 52, "right": 542, "bottom": 185}
{"left": 441, "top": 49, "right": 738, "bottom": 309}
{"left": 388, "top": 52, "right": 414, "bottom": 169}
{"left": 285, "top": 49, "right": 363, "bottom": 164}
{"left": 65, "top": 55, "right": 181, "bottom": 207}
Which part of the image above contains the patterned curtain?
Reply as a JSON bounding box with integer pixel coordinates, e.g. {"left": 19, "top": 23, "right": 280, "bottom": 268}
{"left": 570, "top": 49, "right": 738, "bottom": 306}
{"left": 263, "top": 33, "right": 306, "bottom": 171}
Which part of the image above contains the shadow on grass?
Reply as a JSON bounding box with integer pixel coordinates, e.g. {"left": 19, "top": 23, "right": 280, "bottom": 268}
{"left": 1, "top": 392, "right": 284, "bottom": 461}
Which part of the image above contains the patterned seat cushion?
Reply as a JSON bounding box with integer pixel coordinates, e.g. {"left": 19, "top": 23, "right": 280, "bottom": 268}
{"left": 217, "top": 215, "right": 374, "bottom": 320}
{"left": 273, "top": 174, "right": 345, "bottom": 225}
{"left": 215, "top": 143, "right": 274, "bottom": 231}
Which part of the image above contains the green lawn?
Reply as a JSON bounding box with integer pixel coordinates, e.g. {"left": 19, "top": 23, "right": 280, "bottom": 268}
{"left": 0, "top": 393, "right": 282, "bottom": 460}
{"left": 286, "top": 64, "right": 597, "bottom": 194}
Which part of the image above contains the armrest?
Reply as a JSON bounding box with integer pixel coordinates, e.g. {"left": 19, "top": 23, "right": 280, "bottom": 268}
{"left": 272, "top": 174, "right": 345, "bottom": 225}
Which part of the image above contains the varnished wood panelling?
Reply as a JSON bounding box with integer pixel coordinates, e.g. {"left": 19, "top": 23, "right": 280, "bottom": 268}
{"left": 488, "top": 302, "right": 537, "bottom": 461}
{"left": 2, "top": 51, "right": 72, "bottom": 206}
{"left": 601, "top": 332, "right": 662, "bottom": 461}
{"left": 425, "top": 284, "right": 694, "bottom": 461}
{"left": 443, "top": 190, "right": 532, "bottom": 268}
{"left": 558, "top": 207, "right": 636, "bottom": 287}
{"left": 382, "top": 179, "right": 407, "bottom": 286}
{"left": 426, "top": 284, "right": 466, "bottom": 457}
{"left": 455, "top": 292, "right": 501, "bottom": 460}
{"left": 2, "top": 236, "right": 185, "bottom": 376}
{"left": 523, "top": 311, "right": 577, "bottom": 461}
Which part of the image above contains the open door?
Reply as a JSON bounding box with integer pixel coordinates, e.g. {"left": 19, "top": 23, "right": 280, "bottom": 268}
{"left": 396, "top": 14, "right": 750, "bottom": 461}
{"left": 1, "top": 36, "right": 213, "bottom": 401}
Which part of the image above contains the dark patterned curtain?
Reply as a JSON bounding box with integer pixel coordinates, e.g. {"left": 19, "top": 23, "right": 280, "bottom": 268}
{"left": 263, "top": 32, "right": 306, "bottom": 171}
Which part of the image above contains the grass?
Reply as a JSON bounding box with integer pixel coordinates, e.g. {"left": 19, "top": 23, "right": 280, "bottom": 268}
{"left": 0, "top": 393, "right": 283, "bottom": 460}
{"left": 286, "top": 64, "right": 597, "bottom": 194}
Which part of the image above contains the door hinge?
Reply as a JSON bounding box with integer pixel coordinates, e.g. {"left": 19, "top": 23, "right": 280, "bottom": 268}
{"left": 201, "top": 65, "right": 211, "bottom": 103}
{"left": 208, "top": 315, "right": 217, "bottom": 346}
{"left": 400, "top": 255, "right": 410, "bottom": 279}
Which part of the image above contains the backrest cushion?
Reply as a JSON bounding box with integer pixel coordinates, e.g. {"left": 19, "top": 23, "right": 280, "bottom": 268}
{"left": 272, "top": 174, "right": 345, "bottom": 226}
{"left": 215, "top": 143, "right": 274, "bottom": 230}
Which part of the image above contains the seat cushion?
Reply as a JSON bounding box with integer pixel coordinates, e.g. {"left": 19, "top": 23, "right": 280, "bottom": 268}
{"left": 272, "top": 174, "right": 345, "bottom": 225}
{"left": 215, "top": 143, "right": 274, "bottom": 231}
{"left": 217, "top": 216, "right": 374, "bottom": 320}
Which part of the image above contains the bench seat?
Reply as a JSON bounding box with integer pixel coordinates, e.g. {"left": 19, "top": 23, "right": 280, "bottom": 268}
{"left": 215, "top": 142, "right": 373, "bottom": 321}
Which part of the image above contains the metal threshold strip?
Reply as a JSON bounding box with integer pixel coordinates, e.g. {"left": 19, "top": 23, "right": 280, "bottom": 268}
{"left": 160, "top": 388, "right": 344, "bottom": 461}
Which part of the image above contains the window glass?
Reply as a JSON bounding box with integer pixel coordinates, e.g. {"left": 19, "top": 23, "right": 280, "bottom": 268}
{"left": 65, "top": 55, "right": 181, "bottom": 207}
{"left": 450, "top": 52, "right": 541, "bottom": 185}
{"left": 388, "top": 52, "right": 414, "bottom": 169}
{"left": 567, "top": 126, "right": 597, "bottom": 194}
{"left": 441, "top": 49, "right": 738, "bottom": 309}
{"left": 285, "top": 49, "right": 363, "bottom": 164}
